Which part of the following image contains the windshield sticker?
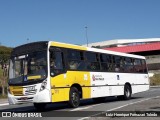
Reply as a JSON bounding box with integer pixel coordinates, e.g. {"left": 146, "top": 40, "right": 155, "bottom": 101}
{"left": 24, "top": 76, "right": 28, "bottom": 81}
{"left": 28, "top": 75, "right": 41, "bottom": 80}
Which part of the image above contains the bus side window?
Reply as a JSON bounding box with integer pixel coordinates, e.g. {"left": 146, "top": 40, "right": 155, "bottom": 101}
{"left": 85, "top": 52, "right": 100, "bottom": 71}
{"left": 114, "top": 56, "right": 123, "bottom": 72}
{"left": 134, "top": 59, "right": 142, "bottom": 73}
{"left": 50, "top": 50, "right": 64, "bottom": 76}
{"left": 124, "top": 57, "right": 134, "bottom": 73}
{"left": 100, "top": 54, "right": 112, "bottom": 71}
{"left": 69, "top": 61, "right": 79, "bottom": 70}
{"left": 141, "top": 60, "right": 147, "bottom": 73}
{"left": 67, "top": 50, "right": 85, "bottom": 70}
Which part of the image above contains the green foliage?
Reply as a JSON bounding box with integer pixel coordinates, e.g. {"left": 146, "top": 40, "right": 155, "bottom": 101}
{"left": 150, "top": 74, "right": 160, "bottom": 86}
{"left": 0, "top": 45, "right": 11, "bottom": 97}
{"left": 0, "top": 46, "right": 12, "bottom": 64}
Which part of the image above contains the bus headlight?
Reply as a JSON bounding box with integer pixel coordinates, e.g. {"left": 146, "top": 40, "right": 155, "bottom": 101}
{"left": 40, "top": 79, "right": 47, "bottom": 92}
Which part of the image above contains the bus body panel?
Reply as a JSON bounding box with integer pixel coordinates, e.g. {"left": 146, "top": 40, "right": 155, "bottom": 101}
{"left": 90, "top": 72, "right": 149, "bottom": 98}
{"left": 51, "top": 71, "right": 91, "bottom": 102}
{"left": 8, "top": 41, "right": 150, "bottom": 107}
{"left": 132, "top": 85, "right": 150, "bottom": 94}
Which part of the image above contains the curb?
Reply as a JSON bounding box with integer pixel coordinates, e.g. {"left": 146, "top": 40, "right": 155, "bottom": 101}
{"left": 150, "top": 86, "right": 160, "bottom": 88}
{"left": 0, "top": 99, "right": 8, "bottom": 103}
{"left": 0, "top": 103, "right": 9, "bottom": 106}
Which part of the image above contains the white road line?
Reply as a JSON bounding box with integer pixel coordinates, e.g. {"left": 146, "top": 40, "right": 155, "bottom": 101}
{"left": 78, "top": 95, "right": 160, "bottom": 120}
{"left": 0, "top": 103, "right": 9, "bottom": 106}
{"left": 70, "top": 106, "right": 93, "bottom": 111}
{"left": 106, "top": 97, "right": 154, "bottom": 112}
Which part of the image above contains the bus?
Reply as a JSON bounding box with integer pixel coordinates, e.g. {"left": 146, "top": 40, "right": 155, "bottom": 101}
{"left": 8, "top": 41, "right": 150, "bottom": 110}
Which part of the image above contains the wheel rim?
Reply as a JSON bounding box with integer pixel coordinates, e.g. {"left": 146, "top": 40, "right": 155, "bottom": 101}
{"left": 71, "top": 92, "right": 79, "bottom": 106}
{"left": 125, "top": 88, "right": 130, "bottom": 98}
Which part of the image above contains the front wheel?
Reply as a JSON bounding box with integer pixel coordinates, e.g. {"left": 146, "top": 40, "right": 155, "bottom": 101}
{"left": 69, "top": 87, "right": 80, "bottom": 108}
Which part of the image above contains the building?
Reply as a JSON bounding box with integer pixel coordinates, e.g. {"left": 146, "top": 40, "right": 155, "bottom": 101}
{"left": 84, "top": 38, "right": 160, "bottom": 75}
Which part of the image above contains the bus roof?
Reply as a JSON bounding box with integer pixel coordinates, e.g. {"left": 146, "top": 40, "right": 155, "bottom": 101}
{"left": 11, "top": 41, "right": 145, "bottom": 59}
{"left": 49, "top": 41, "right": 145, "bottom": 59}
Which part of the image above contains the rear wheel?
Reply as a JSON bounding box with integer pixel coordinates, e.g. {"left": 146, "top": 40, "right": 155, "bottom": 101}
{"left": 34, "top": 103, "right": 46, "bottom": 111}
{"left": 117, "top": 85, "right": 132, "bottom": 100}
{"left": 69, "top": 87, "right": 80, "bottom": 108}
{"left": 124, "top": 85, "right": 132, "bottom": 100}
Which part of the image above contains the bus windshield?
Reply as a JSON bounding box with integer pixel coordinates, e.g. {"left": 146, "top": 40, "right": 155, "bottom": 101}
{"left": 9, "top": 51, "right": 47, "bottom": 85}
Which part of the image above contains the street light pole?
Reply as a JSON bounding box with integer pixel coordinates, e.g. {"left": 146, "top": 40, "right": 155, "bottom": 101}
{"left": 85, "top": 26, "right": 88, "bottom": 47}
{"left": 27, "top": 38, "right": 29, "bottom": 44}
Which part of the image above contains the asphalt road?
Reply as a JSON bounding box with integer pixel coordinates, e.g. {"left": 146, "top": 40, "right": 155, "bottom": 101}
{"left": 1, "top": 87, "right": 160, "bottom": 120}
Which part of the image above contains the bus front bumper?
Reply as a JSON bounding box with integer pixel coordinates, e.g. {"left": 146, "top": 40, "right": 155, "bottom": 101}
{"left": 8, "top": 89, "right": 51, "bottom": 105}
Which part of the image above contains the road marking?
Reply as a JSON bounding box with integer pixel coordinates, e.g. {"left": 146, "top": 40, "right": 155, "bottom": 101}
{"left": 0, "top": 103, "right": 9, "bottom": 106}
{"left": 78, "top": 96, "right": 160, "bottom": 120}
{"left": 70, "top": 106, "right": 93, "bottom": 111}
{"left": 105, "top": 97, "right": 154, "bottom": 112}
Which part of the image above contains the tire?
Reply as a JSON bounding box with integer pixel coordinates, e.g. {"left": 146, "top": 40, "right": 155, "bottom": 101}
{"left": 34, "top": 103, "right": 46, "bottom": 111}
{"left": 69, "top": 87, "right": 80, "bottom": 108}
{"left": 123, "top": 85, "right": 132, "bottom": 100}
{"left": 117, "top": 85, "right": 132, "bottom": 100}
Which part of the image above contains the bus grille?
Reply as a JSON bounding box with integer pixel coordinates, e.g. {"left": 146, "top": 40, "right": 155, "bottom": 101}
{"left": 12, "top": 91, "right": 23, "bottom": 96}
{"left": 10, "top": 86, "right": 37, "bottom": 96}
{"left": 24, "top": 90, "right": 37, "bottom": 95}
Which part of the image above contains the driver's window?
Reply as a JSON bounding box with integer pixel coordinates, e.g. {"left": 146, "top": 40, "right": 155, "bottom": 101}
{"left": 50, "top": 51, "right": 64, "bottom": 76}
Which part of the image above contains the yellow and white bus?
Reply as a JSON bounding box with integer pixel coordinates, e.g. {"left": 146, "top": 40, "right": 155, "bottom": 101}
{"left": 8, "top": 41, "right": 149, "bottom": 110}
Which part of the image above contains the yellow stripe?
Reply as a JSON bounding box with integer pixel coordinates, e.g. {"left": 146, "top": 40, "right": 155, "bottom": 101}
{"left": 27, "top": 75, "right": 41, "bottom": 80}
{"left": 50, "top": 42, "right": 87, "bottom": 51}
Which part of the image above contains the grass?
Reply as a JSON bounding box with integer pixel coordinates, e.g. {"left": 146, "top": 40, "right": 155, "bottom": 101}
{"left": 150, "top": 74, "right": 160, "bottom": 86}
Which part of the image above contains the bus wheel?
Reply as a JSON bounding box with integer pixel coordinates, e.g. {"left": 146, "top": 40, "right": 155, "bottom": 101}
{"left": 124, "top": 85, "right": 132, "bottom": 100}
{"left": 69, "top": 87, "right": 80, "bottom": 108}
{"left": 34, "top": 103, "right": 46, "bottom": 111}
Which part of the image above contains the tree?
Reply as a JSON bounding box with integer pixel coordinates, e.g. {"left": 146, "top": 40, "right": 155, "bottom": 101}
{"left": 0, "top": 45, "right": 12, "bottom": 96}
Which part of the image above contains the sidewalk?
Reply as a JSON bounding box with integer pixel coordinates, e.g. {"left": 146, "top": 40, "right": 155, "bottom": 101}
{"left": 0, "top": 98, "right": 8, "bottom": 104}
{"left": 150, "top": 85, "right": 160, "bottom": 88}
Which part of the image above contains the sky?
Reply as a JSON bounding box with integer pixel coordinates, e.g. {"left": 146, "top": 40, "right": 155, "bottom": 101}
{"left": 1, "top": 0, "right": 160, "bottom": 47}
